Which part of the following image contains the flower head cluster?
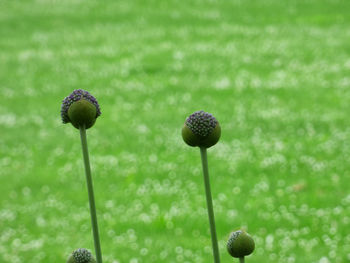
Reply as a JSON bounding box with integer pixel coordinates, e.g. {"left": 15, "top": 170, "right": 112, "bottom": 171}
{"left": 72, "top": 248, "right": 92, "bottom": 263}
{"left": 61, "top": 89, "right": 101, "bottom": 124}
{"left": 185, "top": 110, "right": 218, "bottom": 137}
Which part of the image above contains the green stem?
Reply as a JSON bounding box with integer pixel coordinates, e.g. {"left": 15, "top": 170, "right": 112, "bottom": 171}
{"left": 199, "top": 147, "right": 220, "bottom": 263}
{"left": 79, "top": 125, "right": 103, "bottom": 263}
{"left": 239, "top": 257, "right": 245, "bottom": 263}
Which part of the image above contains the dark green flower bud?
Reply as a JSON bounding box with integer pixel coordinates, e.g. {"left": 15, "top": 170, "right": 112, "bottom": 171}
{"left": 227, "top": 230, "right": 255, "bottom": 258}
{"left": 61, "top": 89, "right": 101, "bottom": 129}
{"left": 67, "top": 248, "right": 96, "bottom": 263}
{"left": 68, "top": 100, "right": 97, "bottom": 129}
{"left": 182, "top": 110, "right": 221, "bottom": 148}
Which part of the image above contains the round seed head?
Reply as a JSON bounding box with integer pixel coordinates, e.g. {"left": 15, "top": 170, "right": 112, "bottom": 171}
{"left": 182, "top": 110, "right": 221, "bottom": 148}
{"left": 67, "top": 248, "right": 96, "bottom": 263}
{"left": 227, "top": 230, "right": 255, "bottom": 258}
{"left": 61, "top": 89, "right": 101, "bottom": 129}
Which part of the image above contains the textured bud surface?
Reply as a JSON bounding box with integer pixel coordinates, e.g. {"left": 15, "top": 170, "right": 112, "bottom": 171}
{"left": 228, "top": 230, "right": 243, "bottom": 243}
{"left": 227, "top": 230, "right": 255, "bottom": 258}
{"left": 67, "top": 248, "right": 96, "bottom": 263}
{"left": 185, "top": 110, "right": 218, "bottom": 137}
{"left": 61, "top": 89, "right": 101, "bottom": 124}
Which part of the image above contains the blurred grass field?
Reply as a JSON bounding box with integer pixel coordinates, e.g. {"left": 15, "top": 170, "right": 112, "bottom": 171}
{"left": 1, "top": 0, "right": 350, "bottom": 262}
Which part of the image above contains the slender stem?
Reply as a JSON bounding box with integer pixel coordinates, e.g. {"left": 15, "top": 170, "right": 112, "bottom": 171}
{"left": 199, "top": 147, "right": 220, "bottom": 263}
{"left": 79, "top": 125, "right": 103, "bottom": 263}
{"left": 239, "top": 257, "right": 245, "bottom": 263}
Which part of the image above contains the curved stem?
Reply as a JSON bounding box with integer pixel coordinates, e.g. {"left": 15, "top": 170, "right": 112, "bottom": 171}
{"left": 79, "top": 125, "right": 103, "bottom": 263}
{"left": 239, "top": 257, "right": 245, "bottom": 263}
{"left": 199, "top": 147, "right": 220, "bottom": 263}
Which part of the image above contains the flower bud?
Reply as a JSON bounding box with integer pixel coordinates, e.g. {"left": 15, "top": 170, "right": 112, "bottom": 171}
{"left": 67, "top": 248, "right": 96, "bottom": 263}
{"left": 182, "top": 110, "right": 221, "bottom": 148}
{"left": 61, "top": 89, "right": 101, "bottom": 129}
{"left": 227, "top": 230, "right": 255, "bottom": 258}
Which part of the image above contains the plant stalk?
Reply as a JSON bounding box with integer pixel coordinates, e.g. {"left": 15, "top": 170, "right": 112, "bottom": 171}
{"left": 79, "top": 125, "right": 103, "bottom": 263}
{"left": 239, "top": 257, "right": 245, "bottom": 263}
{"left": 200, "top": 147, "right": 220, "bottom": 263}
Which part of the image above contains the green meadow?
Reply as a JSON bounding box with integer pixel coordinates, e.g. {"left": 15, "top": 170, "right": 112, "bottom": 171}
{"left": 1, "top": 0, "right": 350, "bottom": 262}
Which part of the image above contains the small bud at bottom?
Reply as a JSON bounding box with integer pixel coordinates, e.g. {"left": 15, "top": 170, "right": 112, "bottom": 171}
{"left": 227, "top": 230, "right": 255, "bottom": 258}
{"left": 67, "top": 248, "right": 96, "bottom": 263}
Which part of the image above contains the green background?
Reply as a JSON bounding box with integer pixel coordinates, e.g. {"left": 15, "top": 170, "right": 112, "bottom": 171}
{"left": 1, "top": 0, "right": 350, "bottom": 262}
